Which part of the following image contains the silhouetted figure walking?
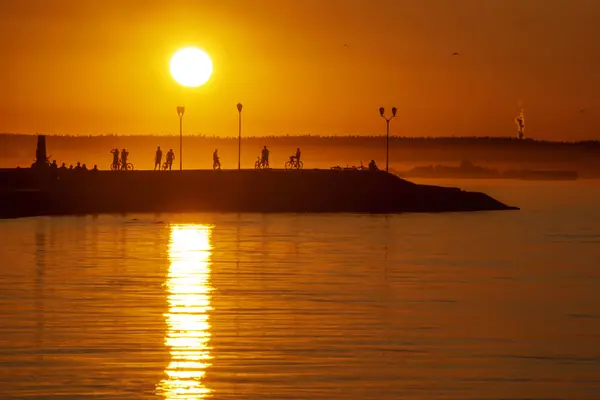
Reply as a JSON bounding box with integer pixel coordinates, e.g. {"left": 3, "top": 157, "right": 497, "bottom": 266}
{"left": 49, "top": 160, "right": 58, "bottom": 170}
{"left": 59, "top": 163, "right": 67, "bottom": 170}
{"left": 213, "top": 149, "right": 221, "bottom": 170}
{"left": 154, "top": 146, "right": 163, "bottom": 171}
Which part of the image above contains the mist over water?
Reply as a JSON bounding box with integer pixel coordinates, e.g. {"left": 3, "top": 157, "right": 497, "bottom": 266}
{"left": 0, "top": 180, "right": 599, "bottom": 399}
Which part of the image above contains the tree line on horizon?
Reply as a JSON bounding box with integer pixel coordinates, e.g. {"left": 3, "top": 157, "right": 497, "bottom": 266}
{"left": 1, "top": 133, "right": 599, "bottom": 147}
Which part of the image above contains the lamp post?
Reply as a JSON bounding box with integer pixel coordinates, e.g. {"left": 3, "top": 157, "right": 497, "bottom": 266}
{"left": 237, "top": 103, "right": 243, "bottom": 170}
{"left": 177, "top": 106, "right": 185, "bottom": 170}
{"left": 379, "top": 106, "right": 397, "bottom": 173}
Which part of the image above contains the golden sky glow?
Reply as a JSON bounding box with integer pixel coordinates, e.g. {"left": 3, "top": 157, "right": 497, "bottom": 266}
{"left": 0, "top": 0, "right": 599, "bottom": 139}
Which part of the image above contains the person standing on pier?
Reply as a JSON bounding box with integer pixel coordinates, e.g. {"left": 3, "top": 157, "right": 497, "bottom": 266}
{"left": 121, "top": 148, "right": 129, "bottom": 171}
{"left": 154, "top": 146, "right": 163, "bottom": 171}
{"left": 111, "top": 148, "right": 120, "bottom": 170}
{"left": 261, "top": 146, "right": 270, "bottom": 168}
{"left": 165, "top": 149, "right": 175, "bottom": 171}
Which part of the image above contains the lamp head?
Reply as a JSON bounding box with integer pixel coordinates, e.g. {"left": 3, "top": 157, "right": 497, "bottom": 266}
{"left": 177, "top": 106, "right": 185, "bottom": 116}
{"left": 237, "top": 103, "right": 243, "bottom": 113}
{"left": 379, "top": 107, "right": 385, "bottom": 117}
{"left": 392, "top": 107, "right": 397, "bottom": 117}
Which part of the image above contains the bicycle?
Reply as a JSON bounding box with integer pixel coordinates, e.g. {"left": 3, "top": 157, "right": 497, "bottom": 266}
{"left": 254, "top": 157, "right": 269, "bottom": 169}
{"left": 110, "top": 161, "right": 134, "bottom": 171}
{"left": 285, "top": 157, "right": 303, "bottom": 170}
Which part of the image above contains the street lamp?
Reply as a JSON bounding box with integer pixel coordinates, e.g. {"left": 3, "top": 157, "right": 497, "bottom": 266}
{"left": 237, "top": 103, "right": 243, "bottom": 170}
{"left": 177, "top": 106, "right": 185, "bottom": 170}
{"left": 379, "top": 106, "right": 397, "bottom": 173}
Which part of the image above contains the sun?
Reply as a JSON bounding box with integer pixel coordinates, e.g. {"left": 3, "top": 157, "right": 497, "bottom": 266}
{"left": 170, "top": 47, "right": 213, "bottom": 88}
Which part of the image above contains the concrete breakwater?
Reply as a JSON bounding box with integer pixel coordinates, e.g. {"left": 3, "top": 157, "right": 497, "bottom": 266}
{"left": 0, "top": 168, "right": 518, "bottom": 219}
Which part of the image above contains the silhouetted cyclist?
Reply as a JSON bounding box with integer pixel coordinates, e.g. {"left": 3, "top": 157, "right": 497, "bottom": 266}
{"left": 261, "top": 146, "right": 270, "bottom": 168}
{"left": 154, "top": 146, "right": 163, "bottom": 171}
{"left": 111, "top": 148, "right": 120, "bottom": 169}
{"left": 292, "top": 148, "right": 301, "bottom": 162}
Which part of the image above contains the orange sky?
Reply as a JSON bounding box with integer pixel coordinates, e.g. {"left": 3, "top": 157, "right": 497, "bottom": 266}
{"left": 1, "top": 0, "right": 599, "bottom": 139}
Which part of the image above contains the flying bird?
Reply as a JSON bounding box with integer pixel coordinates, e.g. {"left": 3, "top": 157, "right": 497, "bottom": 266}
{"left": 452, "top": 52, "right": 460, "bottom": 56}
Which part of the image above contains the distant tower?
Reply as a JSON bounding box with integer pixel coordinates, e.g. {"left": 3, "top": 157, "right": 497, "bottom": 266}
{"left": 515, "top": 111, "right": 525, "bottom": 140}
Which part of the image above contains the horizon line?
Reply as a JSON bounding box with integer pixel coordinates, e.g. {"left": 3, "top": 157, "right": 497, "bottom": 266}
{"left": 1, "top": 132, "right": 599, "bottom": 144}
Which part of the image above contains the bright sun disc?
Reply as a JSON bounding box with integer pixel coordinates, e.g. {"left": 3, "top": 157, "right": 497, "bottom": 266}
{"left": 170, "top": 47, "right": 213, "bottom": 88}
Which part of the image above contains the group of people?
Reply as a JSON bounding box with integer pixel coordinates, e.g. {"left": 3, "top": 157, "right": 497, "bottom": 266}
{"left": 111, "top": 148, "right": 130, "bottom": 170}
{"left": 152, "top": 147, "right": 176, "bottom": 171}
{"left": 258, "top": 146, "right": 301, "bottom": 168}
{"left": 154, "top": 145, "right": 301, "bottom": 170}
{"left": 37, "top": 146, "right": 308, "bottom": 172}
{"left": 49, "top": 160, "right": 98, "bottom": 172}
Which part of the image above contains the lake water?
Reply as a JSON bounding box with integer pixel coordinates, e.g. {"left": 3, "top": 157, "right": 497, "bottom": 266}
{"left": 1, "top": 179, "right": 599, "bottom": 399}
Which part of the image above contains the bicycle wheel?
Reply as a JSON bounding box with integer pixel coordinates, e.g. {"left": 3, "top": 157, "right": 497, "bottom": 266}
{"left": 296, "top": 160, "right": 303, "bottom": 170}
{"left": 254, "top": 161, "right": 260, "bottom": 169}
{"left": 126, "top": 163, "right": 134, "bottom": 171}
{"left": 110, "top": 163, "right": 118, "bottom": 171}
{"left": 285, "top": 161, "right": 292, "bottom": 170}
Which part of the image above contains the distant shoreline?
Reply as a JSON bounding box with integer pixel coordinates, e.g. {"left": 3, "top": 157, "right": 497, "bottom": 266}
{"left": 1, "top": 134, "right": 599, "bottom": 176}
{"left": 1, "top": 133, "right": 599, "bottom": 145}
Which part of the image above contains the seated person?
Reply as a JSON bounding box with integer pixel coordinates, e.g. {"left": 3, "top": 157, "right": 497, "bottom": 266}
{"left": 368, "top": 160, "right": 379, "bottom": 171}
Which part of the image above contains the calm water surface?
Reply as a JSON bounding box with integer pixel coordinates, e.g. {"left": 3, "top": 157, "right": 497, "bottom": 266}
{"left": 1, "top": 180, "right": 600, "bottom": 399}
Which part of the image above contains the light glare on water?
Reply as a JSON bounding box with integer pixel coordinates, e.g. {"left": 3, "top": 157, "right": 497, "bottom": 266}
{"left": 158, "top": 225, "right": 214, "bottom": 399}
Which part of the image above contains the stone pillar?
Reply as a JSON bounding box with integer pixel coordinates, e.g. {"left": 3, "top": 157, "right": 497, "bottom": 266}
{"left": 33, "top": 135, "right": 48, "bottom": 168}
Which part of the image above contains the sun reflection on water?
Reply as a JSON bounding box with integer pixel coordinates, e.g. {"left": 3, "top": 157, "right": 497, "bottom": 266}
{"left": 158, "top": 224, "right": 214, "bottom": 399}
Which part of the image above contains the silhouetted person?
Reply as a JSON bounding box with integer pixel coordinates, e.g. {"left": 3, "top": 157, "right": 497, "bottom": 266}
{"left": 49, "top": 160, "right": 58, "bottom": 170}
{"left": 82, "top": 164, "right": 88, "bottom": 171}
{"left": 92, "top": 165, "right": 98, "bottom": 172}
{"left": 154, "top": 146, "right": 163, "bottom": 171}
{"left": 59, "top": 162, "right": 67, "bottom": 170}
{"left": 121, "top": 148, "right": 129, "bottom": 171}
{"left": 111, "top": 148, "right": 120, "bottom": 170}
{"left": 68, "top": 164, "right": 74, "bottom": 170}
{"left": 261, "top": 146, "right": 269, "bottom": 168}
{"left": 368, "top": 160, "right": 379, "bottom": 172}
{"left": 294, "top": 148, "right": 301, "bottom": 162}
{"left": 74, "top": 162, "right": 82, "bottom": 170}
{"left": 166, "top": 149, "right": 175, "bottom": 170}
{"left": 213, "top": 149, "right": 220, "bottom": 169}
